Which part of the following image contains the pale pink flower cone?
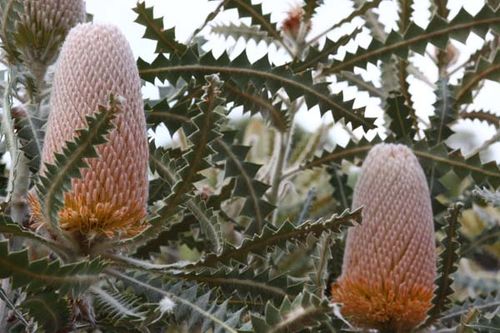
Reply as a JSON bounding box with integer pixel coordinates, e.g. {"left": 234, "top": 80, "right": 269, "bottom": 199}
{"left": 332, "top": 143, "right": 436, "bottom": 332}
{"left": 32, "top": 23, "right": 148, "bottom": 238}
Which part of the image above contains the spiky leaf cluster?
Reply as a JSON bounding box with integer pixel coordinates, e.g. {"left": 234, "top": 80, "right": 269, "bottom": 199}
{"left": 0, "top": 0, "right": 499, "bottom": 331}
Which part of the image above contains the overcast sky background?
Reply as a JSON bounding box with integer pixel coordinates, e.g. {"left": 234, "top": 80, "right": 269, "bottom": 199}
{"left": 86, "top": 0, "right": 500, "bottom": 163}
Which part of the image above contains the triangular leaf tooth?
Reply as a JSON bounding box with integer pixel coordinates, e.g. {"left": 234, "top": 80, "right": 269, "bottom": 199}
{"left": 139, "top": 45, "right": 375, "bottom": 130}
{"left": 323, "top": 5, "right": 500, "bottom": 74}
{"left": 133, "top": 2, "right": 186, "bottom": 55}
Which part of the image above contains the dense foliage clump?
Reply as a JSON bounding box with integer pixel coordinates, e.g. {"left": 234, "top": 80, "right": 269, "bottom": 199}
{"left": 0, "top": 0, "right": 498, "bottom": 332}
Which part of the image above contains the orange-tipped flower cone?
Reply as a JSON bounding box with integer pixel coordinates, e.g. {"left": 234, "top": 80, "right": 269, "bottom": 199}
{"left": 331, "top": 144, "right": 436, "bottom": 332}
{"left": 34, "top": 23, "right": 148, "bottom": 239}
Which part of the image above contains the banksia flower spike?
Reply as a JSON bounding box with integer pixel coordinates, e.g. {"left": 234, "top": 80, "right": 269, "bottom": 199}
{"left": 32, "top": 23, "right": 148, "bottom": 239}
{"left": 0, "top": 0, "right": 86, "bottom": 80}
{"left": 331, "top": 144, "right": 436, "bottom": 332}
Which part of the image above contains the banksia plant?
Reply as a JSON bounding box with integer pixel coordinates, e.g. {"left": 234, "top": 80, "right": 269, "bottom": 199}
{"left": 0, "top": 0, "right": 86, "bottom": 80}
{"left": 0, "top": 1, "right": 498, "bottom": 332}
{"left": 31, "top": 23, "right": 148, "bottom": 240}
{"left": 332, "top": 144, "right": 437, "bottom": 332}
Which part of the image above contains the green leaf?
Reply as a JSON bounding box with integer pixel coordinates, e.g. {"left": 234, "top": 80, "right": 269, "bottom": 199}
{"left": 187, "top": 197, "right": 222, "bottom": 254}
{"left": 35, "top": 95, "right": 118, "bottom": 230}
{"left": 133, "top": 2, "right": 186, "bottom": 55}
{"left": 0, "top": 214, "right": 63, "bottom": 257}
{"left": 295, "top": 136, "right": 381, "bottom": 174}
{"left": 157, "top": 74, "right": 225, "bottom": 219}
{"left": 426, "top": 79, "right": 456, "bottom": 146}
{"left": 221, "top": 0, "right": 282, "bottom": 47}
{"left": 145, "top": 91, "right": 198, "bottom": 133}
{"left": 322, "top": 5, "right": 499, "bottom": 75}
{"left": 386, "top": 92, "right": 417, "bottom": 140}
{"left": 0, "top": 286, "right": 30, "bottom": 328}
{"left": 223, "top": 81, "right": 290, "bottom": 132}
{"left": 110, "top": 271, "right": 244, "bottom": 333}
{"left": 12, "top": 104, "right": 45, "bottom": 173}
{"left": 211, "top": 22, "right": 276, "bottom": 46}
{"left": 398, "top": 0, "right": 413, "bottom": 32}
{"left": 292, "top": 27, "right": 363, "bottom": 73}
{"left": 214, "top": 133, "right": 274, "bottom": 234}
{"left": 22, "top": 292, "right": 70, "bottom": 332}
{"left": 426, "top": 203, "right": 464, "bottom": 324}
{"left": 328, "top": 165, "right": 353, "bottom": 213}
{"left": 438, "top": 292, "right": 500, "bottom": 327}
{"left": 172, "top": 265, "right": 298, "bottom": 303}
{"left": 459, "top": 110, "right": 499, "bottom": 127}
{"left": 455, "top": 52, "right": 500, "bottom": 107}
{"left": 307, "top": 233, "right": 332, "bottom": 296}
{"left": 0, "top": 240, "right": 105, "bottom": 295}
{"left": 414, "top": 142, "right": 500, "bottom": 188}
{"left": 115, "top": 209, "right": 184, "bottom": 258}
{"left": 138, "top": 48, "right": 375, "bottom": 130}
{"left": 337, "top": 70, "right": 385, "bottom": 98}
{"left": 303, "top": 0, "right": 320, "bottom": 21}
{"left": 249, "top": 290, "right": 331, "bottom": 333}
{"left": 92, "top": 286, "right": 147, "bottom": 323}
{"left": 195, "top": 209, "right": 361, "bottom": 268}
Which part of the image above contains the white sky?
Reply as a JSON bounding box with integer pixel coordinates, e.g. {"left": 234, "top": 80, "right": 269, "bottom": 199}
{"left": 86, "top": 0, "right": 500, "bottom": 163}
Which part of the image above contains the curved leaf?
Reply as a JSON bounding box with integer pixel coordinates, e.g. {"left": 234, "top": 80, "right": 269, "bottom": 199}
{"left": 133, "top": 2, "right": 186, "bottom": 55}
{"left": 138, "top": 48, "right": 374, "bottom": 130}
{"left": 0, "top": 240, "right": 105, "bottom": 295}
{"left": 425, "top": 203, "right": 463, "bottom": 325}
{"left": 322, "top": 6, "right": 499, "bottom": 75}
{"left": 22, "top": 293, "right": 70, "bottom": 332}
{"left": 195, "top": 209, "right": 361, "bottom": 268}
{"left": 455, "top": 52, "right": 500, "bottom": 107}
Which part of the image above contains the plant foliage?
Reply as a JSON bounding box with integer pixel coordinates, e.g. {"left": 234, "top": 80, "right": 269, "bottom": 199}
{"left": 0, "top": 0, "right": 498, "bottom": 332}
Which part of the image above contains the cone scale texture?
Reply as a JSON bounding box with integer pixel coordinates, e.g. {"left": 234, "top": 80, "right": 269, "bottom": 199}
{"left": 14, "top": 0, "right": 86, "bottom": 77}
{"left": 332, "top": 144, "right": 436, "bottom": 332}
{"left": 35, "top": 23, "right": 148, "bottom": 238}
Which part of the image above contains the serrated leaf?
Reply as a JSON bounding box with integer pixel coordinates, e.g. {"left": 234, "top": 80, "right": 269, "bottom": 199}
{"left": 425, "top": 203, "right": 464, "bottom": 324}
{"left": 214, "top": 133, "right": 274, "bottom": 234}
{"left": 92, "top": 286, "right": 147, "bottom": 323}
{"left": 22, "top": 292, "right": 70, "bottom": 332}
{"left": 0, "top": 214, "right": 63, "bottom": 256}
{"left": 459, "top": 110, "right": 499, "bottom": 127}
{"left": 195, "top": 209, "right": 360, "bottom": 268}
{"left": 12, "top": 104, "right": 45, "bottom": 173}
{"left": 437, "top": 292, "right": 500, "bottom": 327}
{"left": 455, "top": 52, "right": 500, "bottom": 106}
{"left": 133, "top": 2, "right": 186, "bottom": 55}
{"left": 210, "top": 22, "right": 275, "bottom": 46}
{"left": 187, "top": 196, "right": 222, "bottom": 254}
{"left": 0, "top": 240, "right": 105, "bottom": 295}
{"left": 292, "top": 27, "right": 363, "bottom": 73}
{"left": 414, "top": 142, "right": 500, "bottom": 188}
{"left": 322, "top": 5, "right": 500, "bottom": 75}
{"left": 112, "top": 272, "right": 243, "bottom": 333}
{"left": 222, "top": 0, "right": 282, "bottom": 46}
{"left": 426, "top": 79, "right": 456, "bottom": 146}
{"left": 224, "top": 80, "right": 290, "bottom": 132}
{"left": 145, "top": 96, "right": 193, "bottom": 134}
{"left": 250, "top": 290, "right": 332, "bottom": 333}
{"left": 173, "top": 265, "right": 297, "bottom": 303}
{"left": 138, "top": 47, "right": 374, "bottom": 130}
{"left": 386, "top": 92, "right": 417, "bottom": 140}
